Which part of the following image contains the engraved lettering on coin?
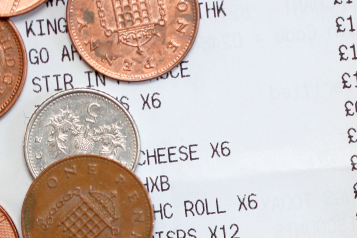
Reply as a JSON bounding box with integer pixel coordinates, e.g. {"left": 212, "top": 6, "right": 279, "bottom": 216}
{"left": 88, "top": 163, "right": 97, "bottom": 174}
{"left": 35, "top": 152, "right": 42, "bottom": 160}
{"left": 177, "top": 0, "right": 189, "bottom": 12}
{"left": 67, "top": 0, "right": 199, "bottom": 81}
{"left": 167, "top": 40, "right": 179, "bottom": 52}
{"left": 115, "top": 174, "right": 126, "bottom": 184}
{"left": 102, "top": 54, "right": 117, "bottom": 66}
{"left": 24, "top": 89, "right": 140, "bottom": 178}
{"left": 77, "top": 18, "right": 88, "bottom": 32}
{"left": 64, "top": 165, "right": 77, "bottom": 177}
{"left": 144, "top": 59, "right": 154, "bottom": 69}
{"left": 0, "top": 19, "right": 26, "bottom": 118}
{"left": 128, "top": 191, "right": 139, "bottom": 203}
{"left": 86, "top": 102, "right": 100, "bottom": 123}
{"left": 22, "top": 155, "right": 154, "bottom": 238}
{"left": 123, "top": 59, "right": 133, "bottom": 71}
{"left": 84, "top": 39, "right": 99, "bottom": 52}
{"left": 134, "top": 210, "right": 144, "bottom": 222}
{"left": 47, "top": 177, "right": 58, "bottom": 188}
{"left": 3, "top": 74, "right": 13, "bottom": 85}
{"left": 35, "top": 136, "right": 42, "bottom": 143}
{"left": 176, "top": 19, "right": 188, "bottom": 34}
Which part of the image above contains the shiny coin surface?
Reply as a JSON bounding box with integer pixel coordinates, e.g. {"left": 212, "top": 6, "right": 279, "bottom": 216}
{"left": 22, "top": 154, "right": 154, "bottom": 238}
{"left": 24, "top": 88, "right": 140, "bottom": 178}
{"left": 0, "top": 0, "right": 47, "bottom": 17}
{"left": 0, "top": 206, "right": 19, "bottom": 238}
{"left": 67, "top": 0, "right": 199, "bottom": 81}
{"left": 0, "top": 19, "right": 27, "bottom": 118}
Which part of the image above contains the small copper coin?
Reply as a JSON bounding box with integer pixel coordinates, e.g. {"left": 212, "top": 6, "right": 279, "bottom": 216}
{"left": 0, "top": 206, "right": 20, "bottom": 238}
{"left": 67, "top": 0, "right": 199, "bottom": 81}
{"left": 0, "top": 19, "right": 27, "bottom": 118}
{"left": 22, "top": 154, "right": 154, "bottom": 238}
{"left": 0, "top": 0, "right": 47, "bottom": 17}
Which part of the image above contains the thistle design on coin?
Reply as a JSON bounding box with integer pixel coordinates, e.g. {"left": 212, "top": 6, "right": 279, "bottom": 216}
{"left": 46, "top": 106, "right": 126, "bottom": 158}
{"left": 24, "top": 89, "right": 140, "bottom": 177}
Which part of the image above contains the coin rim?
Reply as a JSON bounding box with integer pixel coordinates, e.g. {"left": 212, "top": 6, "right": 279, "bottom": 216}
{"left": 21, "top": 154, "right": 154, "bottom": 238}
{"left": 23, "top": 88, "right": 141, "bottom": 178}
{"left": 0, "top": 205, "right": 20, "bottom": 238}
{"left": 66, "top": 0, "right": 200, "bottom": 82}
{"left": 0, "top": 0, "right": 48, "bottom": 17}
{"left": 0, "top": 18, "right": 27, "bottom": 118}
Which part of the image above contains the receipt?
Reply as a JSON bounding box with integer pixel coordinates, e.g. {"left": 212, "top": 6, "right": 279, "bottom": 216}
{"left": 0, "top": 0, "right": 356, "bottom": 237}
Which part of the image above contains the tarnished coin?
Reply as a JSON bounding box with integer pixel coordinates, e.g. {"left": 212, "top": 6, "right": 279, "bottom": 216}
{"left": 22, "top": 154, "right": 154, "bottom": 238}
{"left": 24, "top": 88, "right": 140, "bottom": 178}
{"left": 0, "top": 0, "right": 47, "bottom": 17}
{"left": 67, "top": 0, "right": 199, "bottom": 81}
{"left": 0, "top": 206, "right": 19, "bottom": 238}
{"left": 0, "top": 19, "right": 27, "bottom": 118}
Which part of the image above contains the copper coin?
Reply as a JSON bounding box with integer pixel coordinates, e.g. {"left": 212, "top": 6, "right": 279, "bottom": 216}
{"left": 67, "top": 0, "right": 199, "bottom": 81}
{"left": 0, "top": 206, "right": 19, "bottom": 238}
{"left": 0, "top": 0, "right": 47, "bottom": 17}
{"left": 0, "top": 19, "right": 27, "bottom": 118}
{"left": 22, "top": 154, "right": 154, "bottom": 238}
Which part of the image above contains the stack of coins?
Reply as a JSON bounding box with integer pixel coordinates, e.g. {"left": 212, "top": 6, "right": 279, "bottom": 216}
{"left": 0, "top": 0, "right": 199, "bottom": 237}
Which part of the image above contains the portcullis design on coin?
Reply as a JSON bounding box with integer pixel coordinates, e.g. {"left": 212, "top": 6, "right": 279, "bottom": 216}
{"left": 67, "top": 0, "right": 199, "bottom": 81}
{"left": 21, "top": 155, "right": 154, "bottom": 238}
{"left": 24, "top": 88, "right": 140, "bottom": 178}
{"left": 0, "top": 19, "right": 27, "bottom": 118}
{"left": 0, "top": 206, "right": 19, "bottom": 238}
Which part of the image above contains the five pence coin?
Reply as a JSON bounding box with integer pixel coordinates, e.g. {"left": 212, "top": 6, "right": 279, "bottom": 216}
{"left": 24, "top": 88, "right": 140, "bottom": 178}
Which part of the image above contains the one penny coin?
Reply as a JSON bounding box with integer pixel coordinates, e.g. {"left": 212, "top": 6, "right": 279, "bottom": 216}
{"left": 0, "top": 19, "right": 27, "bottom": 118}
{"left": 67, "top": 0, "right": 199, "bottom": 81}
{"left": 0, "top": 0, "right": 47, "bottom": 17}
{"left": 0, "top": 206, "right": 19, "bottom": 238}
{"left": 24, "top": 88, "right": 140, "bottom": 178}
{"left": 22, "top": 154, "right": 154, "bottom": 238}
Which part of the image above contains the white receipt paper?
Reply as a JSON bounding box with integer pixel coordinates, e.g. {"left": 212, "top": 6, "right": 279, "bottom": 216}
{"left": 0, "top": 0, "right": 356, "bottom": 237}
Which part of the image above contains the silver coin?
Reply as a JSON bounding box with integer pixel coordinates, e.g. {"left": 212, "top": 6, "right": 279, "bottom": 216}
{"left": 24, "top": 88, "right": 140, "bottom": 178}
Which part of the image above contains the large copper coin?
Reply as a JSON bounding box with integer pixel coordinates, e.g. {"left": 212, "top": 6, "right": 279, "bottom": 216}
{"left": 0, "top": 0, "right": 47, "bottom": 17}
{"left": 0, "top": 206, "right": 19, "bottom": 238}
{"left": 0, "top": 19, "right": 27, "bottom": 118}
{"left": 67, "top": 0, "right": 199, "bottom": 81}
{"left": 22, "top": 154, "right": 154, "bottom": 238}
